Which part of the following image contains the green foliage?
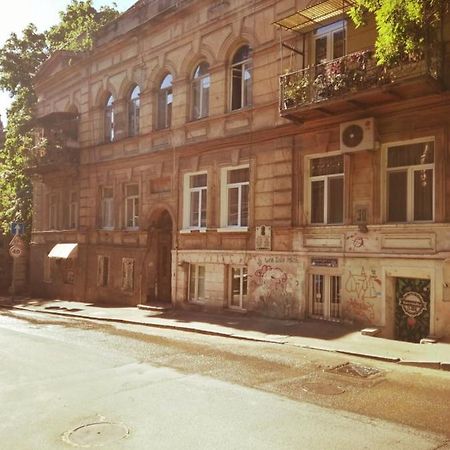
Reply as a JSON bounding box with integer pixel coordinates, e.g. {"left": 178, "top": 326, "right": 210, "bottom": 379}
{"left": 0, "top": 1, "right": 119, "bottom": 235}
{"left": 47, "top": 0, "right": 119, "bottom": 51}
{"left": 350, "top": 0, "right": 447, "bottom": 65}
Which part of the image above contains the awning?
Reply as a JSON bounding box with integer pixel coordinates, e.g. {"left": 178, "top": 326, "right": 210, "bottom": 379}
{"left": 48, "top": 243, "right": 78, "bottom": 259}
{"left": 273, "top": 0, "right": 355, "bottom": 33}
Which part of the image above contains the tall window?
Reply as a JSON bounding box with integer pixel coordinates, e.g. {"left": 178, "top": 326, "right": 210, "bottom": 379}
{"left": 122, "top": 258, "right": 134, "bottom": 292}
{"left": 222, "top": 166, "right": 249, "bottom": 228}
{"left": 125, "top": 184, "right": 139, "bottom": 229}
{"left": 231, "top": 45, "right": 252, "bottom": 111}
{"left": 97, "top": 255, "right": 110, "bottom": 287}
{"left": 189, "top": 264, "right": 205, "bottom": 303}
{"left": 192, "top": 62, "right": 210, "bottom": 120}
{"left": 48, "top": 193, "right": 58, "bottom": 230}
{"left": 157, "top": 74, "right": 173, "bottom": 129}
{"left": 185, "top": 173, "right": 207, "bottom": 229}
{"left": 386, "top": 140, "right": 434, "bottom": 222}
{"left": 69, "top": 191, "right": 78, "bottom": 229}
{"left": 101, "top": 187, "right": 114, "bottom": 229}
{"left": 310, "top": 155, "right": 344, "bottom": 224}
{"left": 128, "top": 85, "right": 141, "bottom": 137}
{"left": 229, "top": 266, "right": 248, "bottom": 310}
{"left": 314, "top": 21, "right": 346, "bottom": 66}
{"left": 104, "top": 94, "right": 115, "bottom": 142}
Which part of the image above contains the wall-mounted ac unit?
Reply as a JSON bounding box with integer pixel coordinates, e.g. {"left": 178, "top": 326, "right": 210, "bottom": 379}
{"left": 340, "top": 117, "right": 375, "bottom": 153}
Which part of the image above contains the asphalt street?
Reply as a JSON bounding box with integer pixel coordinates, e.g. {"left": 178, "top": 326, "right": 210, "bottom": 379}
{"left": 0, "top": 309, "right": 449, "bottom": 450}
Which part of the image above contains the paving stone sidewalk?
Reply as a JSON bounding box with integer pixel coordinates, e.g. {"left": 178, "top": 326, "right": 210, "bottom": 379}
{"left": 1, "top": 296, "right": 449, "bottom": 370}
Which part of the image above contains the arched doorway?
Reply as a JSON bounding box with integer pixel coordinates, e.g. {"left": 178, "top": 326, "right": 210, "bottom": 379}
{"left": 148, "top": 210, "right": 173, "bottom": 304}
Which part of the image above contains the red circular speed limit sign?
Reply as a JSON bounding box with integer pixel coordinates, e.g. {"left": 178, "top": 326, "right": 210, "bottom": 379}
{"left": 9, "top": 246, "right": 23, "bottom": 258}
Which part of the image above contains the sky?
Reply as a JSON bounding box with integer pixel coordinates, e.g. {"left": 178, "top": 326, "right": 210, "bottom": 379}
{"left": 0, "top": 0, "right": 136, "bottom": 126}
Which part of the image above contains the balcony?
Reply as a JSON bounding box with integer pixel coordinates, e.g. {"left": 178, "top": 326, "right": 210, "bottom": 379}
{"left": 25, "top": 139, "right": 80, "bottom": 174}
{"left": 280, "top": 49, "right": 443, "bottom": 122}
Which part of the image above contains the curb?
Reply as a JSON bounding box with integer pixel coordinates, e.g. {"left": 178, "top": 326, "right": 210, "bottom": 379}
{"left": 1, "top": 303, "right": 447, "bottom": 370}
{"left": 0, "top": 304, "right": 283, "bottom": 345}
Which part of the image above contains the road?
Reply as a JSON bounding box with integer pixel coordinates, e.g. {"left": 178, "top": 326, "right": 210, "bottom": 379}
{"left": 0, "top": 309, "right": 449, "bottom": 449}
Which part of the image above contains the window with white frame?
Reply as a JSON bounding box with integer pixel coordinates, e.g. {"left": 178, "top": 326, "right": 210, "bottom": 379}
{"left": 386, "top": 140, "right": 434, "bottom": 222}
{"left": 157, "top": 73, "right": 173, "bottom": 129}
{"left": 313, "top": 21, "right": 346, "bottom": 66}
{"left": 121, "top": 257, "right": 134, "bottom": 292}
{"left": 104, "top": 94, "right": 115, "bottom": 142}
{"left": 128, "top": 85, "right": 141, "bottom": 137}
{"left": 189, "top": 264, "right": 205, "bottom": 302}
{"left": 309, "top": 154, "right": 344, "bottom": 224}
{"left": 68, "top": 191, "right": 78, "bottom": 229}
{"left": 184, "top": 172, "right": 207, "bottom": 229}
{"left": 97, "top": 255, "right": 110, "bottom": 287}
{"left": 101, "top": 187, "right": 114, "bottom": 229}
{"left": 48, "top": 193, "right": 59, "bottom": 230}
{"left": 221, "top": 166, "right": 249, "bottom": 228}
{"left": 228, "top": 266, "right": 247, "bottom": 310}
{"left": 125, "top": 184, "right": 139, "bottom": 229}
{"left": 191, "top": 62, "right": 210, "bottom": 120}
{"left": 231, "top": 45, "right": 252, "bottom": 111}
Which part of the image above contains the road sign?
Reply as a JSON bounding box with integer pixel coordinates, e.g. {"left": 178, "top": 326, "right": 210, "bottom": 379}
{"left": 9, "top": 235, "right": 25, "bottom": 248}
{"left": 9, "top": 246, "right": 23, "bottom": 258}
{"left": 10, "top": 222, "right": 25, "bottom": 236}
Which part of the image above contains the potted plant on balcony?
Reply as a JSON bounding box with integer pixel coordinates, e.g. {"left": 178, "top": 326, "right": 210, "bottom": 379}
{"left": 282, "top": 70, "right": 310, "bottom": 109}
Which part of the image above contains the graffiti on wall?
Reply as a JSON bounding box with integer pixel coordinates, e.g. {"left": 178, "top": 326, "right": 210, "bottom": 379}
{"left": 250, "top": 256, "right": 301, "bottom": 319}
{"left": 343, "top": 267, "right": 381, "bottom": 324}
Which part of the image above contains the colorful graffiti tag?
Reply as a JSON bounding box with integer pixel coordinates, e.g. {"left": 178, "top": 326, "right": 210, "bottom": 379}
{"left": 344, "top": 267, "right": 381, "bottom": 323}
{"left": 250, "top": 262, "right": 300, "bottom": 319}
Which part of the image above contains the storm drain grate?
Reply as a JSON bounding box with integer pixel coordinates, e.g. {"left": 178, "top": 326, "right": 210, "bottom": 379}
{"left": 328, "top": 362, "right": 382, "bottom": 378}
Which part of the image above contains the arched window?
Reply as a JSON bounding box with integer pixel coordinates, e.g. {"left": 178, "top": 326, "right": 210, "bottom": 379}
{"left": 128, "top": 85, "right": 141, "bottom": 137}
{"left": 231, "top": 45, "right": 252, "bottom": 111}
{"left": 157, "top": 74, "right": 173, "bottom": 129}
{"left": 104, "top": 94, "right": 115, "bottom": 142}
{"left": 191, "top": 62, "right": 210, "bottom": 120}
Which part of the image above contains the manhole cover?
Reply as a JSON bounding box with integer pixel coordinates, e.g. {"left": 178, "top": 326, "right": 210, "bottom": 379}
{"left": 328, "top": 362, "right": 382, "bottom": 378}
{"left": 65, "top": 422, "right": 129, "bottom": 447}
{"left": 301, "top": 382, "right": 345, "bottom": 395}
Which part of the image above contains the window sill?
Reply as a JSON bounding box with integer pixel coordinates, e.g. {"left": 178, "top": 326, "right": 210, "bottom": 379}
{"left": 180, "top": 228, "right": 207, "bottom": 234}
{"left": 188, "top": 299, "right": 206, "bottom": 306}
{"left": 217, "top": 227, "right": 249, "bottom": 233}
{"left": 226, "top": 306, "right": 247, "bottom": 314}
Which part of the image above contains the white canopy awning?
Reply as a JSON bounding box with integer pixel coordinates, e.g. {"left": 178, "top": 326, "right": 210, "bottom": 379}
{"left": 48, "top": 243, "right": 78, "bottom": 259}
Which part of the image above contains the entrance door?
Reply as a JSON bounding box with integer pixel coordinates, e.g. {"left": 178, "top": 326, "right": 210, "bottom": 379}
{"left": 395, "top": 277, "right": 430, "bottom": 342}
{"left": 310, "top": 274, "right": 341, "bottom": 321}
{"left": 156, "top": 211, "right": 172, "bottom": 303}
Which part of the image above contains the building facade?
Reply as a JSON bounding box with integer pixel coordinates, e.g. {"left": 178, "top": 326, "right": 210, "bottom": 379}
{"left": 28, "top": 0, "right": 450, "bottom": 342}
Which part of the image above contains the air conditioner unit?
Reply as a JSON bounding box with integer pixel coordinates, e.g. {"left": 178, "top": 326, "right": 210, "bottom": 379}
{"left": 340, "top": 117, "right": 375, "bottom": 153}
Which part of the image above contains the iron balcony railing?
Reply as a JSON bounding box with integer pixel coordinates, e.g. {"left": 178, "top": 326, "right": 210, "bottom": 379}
{"left": 280, "top": 49, "right": 442, "bottom": 112}
{"left": 26, "top": 139, "right": 80, "bottom": 172}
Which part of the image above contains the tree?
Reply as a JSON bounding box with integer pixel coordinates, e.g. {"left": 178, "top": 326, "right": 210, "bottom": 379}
{"left": 350, "top": 0, "right": 448, "bottom": 65}
{"left": 0, "top": 1, "right": 119, "bottom": 235}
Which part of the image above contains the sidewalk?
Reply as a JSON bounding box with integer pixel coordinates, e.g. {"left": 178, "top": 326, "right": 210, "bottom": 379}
{"left": 1, "top": 296, "right": 449, "bottom": 370}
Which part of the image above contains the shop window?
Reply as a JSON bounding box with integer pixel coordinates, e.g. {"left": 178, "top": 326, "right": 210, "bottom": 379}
{"left": 221, "top": 166, "right": 249, "bottom": 229}
{"left": 386, "top": 140, "right": 434, "bottom": 222}
{"left": 189, "top": 264, "right": 205, "bottom": 302}
{"left": 310, "top": 274, "right": 341, "bottom": 321}
{"left": 125, "top": 184, "right": 139, "bottom": 229}
{"left": 228, "top": 266, "right": 247, "bottom": 310}
{"left": 231, "top": 45, "right": 252, "bottom": 111}
{"left": 184, "top": 172, "right": 207, "bottom": 229}
{"left": 191, "top": 62, "right": 210, "bottom": 120}
{"left": 309, "top": 154, "right": 344, "bottom": 224}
